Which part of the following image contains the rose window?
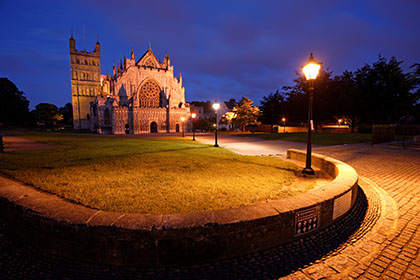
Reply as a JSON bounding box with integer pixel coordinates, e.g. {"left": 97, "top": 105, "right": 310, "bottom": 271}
{"left": 139, "top": 80, "right": 160, "bottom": 107}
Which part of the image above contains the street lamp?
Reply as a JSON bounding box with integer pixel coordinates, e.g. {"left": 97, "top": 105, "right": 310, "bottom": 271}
{"left": 282, "top": 117, "right": 286, "bottom": 133}
{"left": 338, "top": 119, "right": 343, "bottom": 129}
{"left": 213, "top": 101, "right": 220, "bottom": 147}
{"left": 181, "top": 117, "right": 185, "bottom": 137}
{"left": 302, "top": 53, "right": 321, "bottom": 175}
{"left": 191, "top": 113, "right": 197, "bottom": 141}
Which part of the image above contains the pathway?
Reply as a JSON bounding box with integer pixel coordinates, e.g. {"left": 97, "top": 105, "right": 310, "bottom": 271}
{"left": 196, "top": 135, "right": 420, "bottom": 279}
{"left": 0, "top": 135, "right": 52, "bottom": 151}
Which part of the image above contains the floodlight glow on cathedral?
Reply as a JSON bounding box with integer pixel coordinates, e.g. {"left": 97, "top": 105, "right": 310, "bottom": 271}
{"left": 69, "top": 35, "right": 190, "bottom": 134}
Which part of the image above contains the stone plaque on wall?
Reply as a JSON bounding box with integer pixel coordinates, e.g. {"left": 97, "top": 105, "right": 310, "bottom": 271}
{"left": 295, "top": 206, "right": 320, "bottom": 236}
{"left": 333, "top": 190, "right": 352, "bottom": 220}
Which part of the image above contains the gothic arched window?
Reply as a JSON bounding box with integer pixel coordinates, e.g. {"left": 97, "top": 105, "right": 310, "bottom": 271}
{"left": 139, "top": 79, "right": 160, "bottom": 107}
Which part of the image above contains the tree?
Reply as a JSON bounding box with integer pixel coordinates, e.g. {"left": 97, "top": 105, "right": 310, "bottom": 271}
{"left": 31, "top": 103, "right": 63, "bottom": 128}
{"left": 232, "top": 97, "right": 260, "bottom": 131}
{"left": 260, "top": 90, "right": 286, "bottom": 132}
{"left": 409, "top": 63, "right": 420, "bottom": 123}
{"left": 220, "top": 112, "right": 237, "bottom": 130}
{"left": 354, "top": 56, "right": 418, "bottom": 124}
{"left": 331, "top": 71, "right": 361, "bottom": 132}
{"left": 58, "top": 103, "right": 73, "bottom": 126}
{"left": 0, "top": 78, "right": 30, "bottom": 126}
{"left": 194, "top": 117, "right": 214, "bottom": 131}
{"left": 283, "top": 69, "right": 335, "bottom": 130}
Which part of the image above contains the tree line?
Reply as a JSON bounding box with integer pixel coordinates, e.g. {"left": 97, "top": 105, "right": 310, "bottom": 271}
{"left": 0, "top": 78, "right": 73, "bottom": 128}
{"left": 260, "top": 56, "right": 420, "bottom": 132}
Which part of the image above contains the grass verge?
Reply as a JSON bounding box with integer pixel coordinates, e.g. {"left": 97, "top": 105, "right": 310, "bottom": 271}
{"left": 0, "top": 132, "right": 317, "bottom": 214}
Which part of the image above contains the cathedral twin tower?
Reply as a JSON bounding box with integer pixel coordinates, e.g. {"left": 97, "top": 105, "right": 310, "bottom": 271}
{"left": 69, "top": 35, "right": 190, "bottom": 134}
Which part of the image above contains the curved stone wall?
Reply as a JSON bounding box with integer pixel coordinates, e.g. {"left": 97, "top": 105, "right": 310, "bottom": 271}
{"left": 0, "top": 149, "right": 358, "bottom": 266}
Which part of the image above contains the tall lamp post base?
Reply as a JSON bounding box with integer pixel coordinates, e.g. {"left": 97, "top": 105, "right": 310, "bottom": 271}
{"left": 302, "top": 167, "right": 314, "bottom": 175}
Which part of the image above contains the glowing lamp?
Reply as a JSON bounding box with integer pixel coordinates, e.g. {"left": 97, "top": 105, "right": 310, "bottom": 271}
{"left": 191, "top": 113, "right": 196, "bottom": 119}
{"left": 301, "top": 53, "right": 322, "bottom": 176}
{"left": 302, "top": 53, "right": 321, "bottom": 80}
{"left": 213, "top": 101, "right": 220, "bottom": 147}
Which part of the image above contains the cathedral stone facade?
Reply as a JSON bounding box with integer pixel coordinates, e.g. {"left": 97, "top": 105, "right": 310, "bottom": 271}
{"left": 69, "top": 35, "right": 190, "bottom": 134}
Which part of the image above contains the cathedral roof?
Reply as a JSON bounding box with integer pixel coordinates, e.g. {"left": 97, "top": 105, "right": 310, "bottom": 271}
{"left": 136, "top": 43, "right": 162, "bottom": 69}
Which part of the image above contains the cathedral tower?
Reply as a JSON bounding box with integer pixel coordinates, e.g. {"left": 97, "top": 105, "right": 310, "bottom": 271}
{"left": 69, "top": 35, "right": 101, "bottom": 129}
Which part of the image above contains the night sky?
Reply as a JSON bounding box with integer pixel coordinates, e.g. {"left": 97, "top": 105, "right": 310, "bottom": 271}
{"left": 1, "top": 0, "right": 420, "bottom": 109}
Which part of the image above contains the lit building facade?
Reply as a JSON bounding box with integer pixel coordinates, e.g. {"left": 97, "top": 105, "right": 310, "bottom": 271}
{"left": 69, "top": 36, "right": 189, "bottom": 134}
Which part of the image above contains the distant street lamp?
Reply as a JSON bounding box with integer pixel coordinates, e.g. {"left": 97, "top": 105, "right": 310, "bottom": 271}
{"left": 181, "top": 117, "right": 185, "bottom": 137}
{"left": 282, "top": 117, "right": 286, "bottom": 133}
{"left": 302, "top": 53, "right": 321, "bottom": 175}
{"left": 338, "top": 119, "right": 343, "bottom": 129}
{"left": 191, "top": 113, "right": 197, "bottom": 141}
{"left": 213, "top": 101, "right": 220, "bottom": 147}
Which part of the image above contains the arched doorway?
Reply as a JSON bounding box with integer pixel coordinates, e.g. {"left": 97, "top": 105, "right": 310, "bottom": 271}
{"left": 176, "top": 123, "right": 180, "bottom": 132}
{"left": 125, "top": 124, "right": 130, "bottom": 134}
{"left": 150, "top": 121, "right": 158, "bottom": 133}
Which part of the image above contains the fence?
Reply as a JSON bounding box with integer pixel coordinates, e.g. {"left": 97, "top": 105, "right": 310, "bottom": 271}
{"left": 372, "top": 124, "right": 420, "bottom": 148}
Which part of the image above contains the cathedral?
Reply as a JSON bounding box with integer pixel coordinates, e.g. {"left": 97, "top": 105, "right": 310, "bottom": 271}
{"left": 69, "top": 35, "right": 190, "bottom": 134}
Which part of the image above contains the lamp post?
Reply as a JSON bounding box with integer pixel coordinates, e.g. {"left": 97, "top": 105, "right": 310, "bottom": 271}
{"left": 213, "top": 101, "right": 220, "bottom": 147}
{"left": 191, "top": 113, "right": 196, "bottom": 141}
{"left": 338, "top": 119, "right": 342, "bottom": 129}
{"left": 282, "top": 117, "right": 286, "bottom": 133}
{"left": 302, "top": 53, "right": 321, "bottom": 175}
{"left": 181, "top": 117, "right": 185, "bottom": 137}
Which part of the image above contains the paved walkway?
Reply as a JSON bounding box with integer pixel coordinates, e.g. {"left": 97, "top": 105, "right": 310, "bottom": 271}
{"left": 304, "top": 144, "right": 420, "bottom": 280}
{"left": 195, "top": 134, "right": 313, "bottom": 156}
{"left": 0, "top": 134, "right": 419, "bottom": 279}
{"left": 1, "top": 135, "right": 52, "bottom": 151}
{"left": 196, "top": 135, "right": 420, "bottom": 279}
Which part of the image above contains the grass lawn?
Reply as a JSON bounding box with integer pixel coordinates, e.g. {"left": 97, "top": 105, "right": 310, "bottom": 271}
{"left": 236, "top": 132, "right": 372, "bottom": 145}
{"left": 0, "top": 132, "right": 317, "bottom": 214}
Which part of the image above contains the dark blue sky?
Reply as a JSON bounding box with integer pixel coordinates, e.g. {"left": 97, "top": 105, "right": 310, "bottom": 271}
{"left": 1, "top": 0, "right": 420, "bottom": 109}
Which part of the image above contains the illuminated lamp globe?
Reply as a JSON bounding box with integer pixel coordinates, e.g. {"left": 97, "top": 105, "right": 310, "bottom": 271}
{"left": 213, "top": 102, "right": 220, "bottom": 111}
{"left": 302, "top": 53, "right": 321, "bottom": 80}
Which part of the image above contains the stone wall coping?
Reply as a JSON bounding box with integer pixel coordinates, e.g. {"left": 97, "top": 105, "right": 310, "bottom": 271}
{"left": 0, "top": 149, "right": 358, "bottom": 230}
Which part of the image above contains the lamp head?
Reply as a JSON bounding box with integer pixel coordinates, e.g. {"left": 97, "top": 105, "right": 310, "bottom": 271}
{"left": 302, "top": 53, "right": 321, "bottom": 80}
{"left": 191, "top": 113, "right": 196, "bottom": 119}
{"left": 181, "top": 117, "right": 185, "bottom": 122}
{"left": 213, "top": 102, "right": 220, "bottom": 111}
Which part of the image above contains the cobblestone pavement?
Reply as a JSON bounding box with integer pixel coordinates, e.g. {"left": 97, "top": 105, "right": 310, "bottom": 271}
{"left": 1, "top": 139, "right": 419, "bottom": 279}
{"left": 301, "top": 143, "right": 420, "bottom": 280}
